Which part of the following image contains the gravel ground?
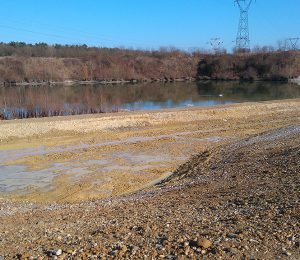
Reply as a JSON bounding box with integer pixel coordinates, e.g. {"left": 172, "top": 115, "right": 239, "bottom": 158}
{"left": 0, "top": 124, "right": 299, "bottom": 259}
{"left": 2, "top": 99, "right": 300, "bottom": 203}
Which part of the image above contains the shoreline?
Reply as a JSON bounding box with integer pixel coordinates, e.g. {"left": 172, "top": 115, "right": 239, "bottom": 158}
{"left": 0, "top": 76, "right": 297, "bottom": 87}
{"left": 0, "top": 77, "right": 197, "bottom": 87}
{"left": 0, "top": 98, "right": 300, "bottom": 141}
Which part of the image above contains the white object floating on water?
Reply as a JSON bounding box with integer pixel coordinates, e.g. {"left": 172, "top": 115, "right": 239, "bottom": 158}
{"left": 186, "top": 104, "right": 194, "bottom": 107}
{"left": 219, "top": 94, "right": 223, "bottom": 97}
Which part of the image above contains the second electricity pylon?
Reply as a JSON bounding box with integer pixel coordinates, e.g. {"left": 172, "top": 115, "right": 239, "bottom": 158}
{"left": 288, "top": 38, "right": 300, "bottom": 50}
{"left": 208, "top": 38, "right": 223, "bottom": 54}
{"left": 234, "top": 0, "right": 254, "bottom": 52}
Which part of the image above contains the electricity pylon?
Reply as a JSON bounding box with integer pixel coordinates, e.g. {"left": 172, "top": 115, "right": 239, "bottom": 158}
{"left": 234, "top": 0, "right": 254, "bottom": 52}
{"left": 288, "top": 38, "right": 300, "bottom": 50}
{"left": 208, "top": 38, "right": 223, "bottom": 54}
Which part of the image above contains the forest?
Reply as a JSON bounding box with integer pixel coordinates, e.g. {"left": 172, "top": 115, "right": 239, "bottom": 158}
{"left": 197, "top": 51, "right": 300, "bottom": 81}
{"left": 0, "top": 42, "right": 299, "bottom": 84}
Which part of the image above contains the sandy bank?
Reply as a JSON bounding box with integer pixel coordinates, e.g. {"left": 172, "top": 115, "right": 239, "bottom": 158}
{"left": 0, "top": 98, "right": 299, "bottom": 141}
{"left": 0, "top": 99, "right": 299, "bottom": 203}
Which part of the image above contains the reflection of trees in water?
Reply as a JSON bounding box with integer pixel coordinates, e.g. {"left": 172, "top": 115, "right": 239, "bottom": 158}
{"left": 0, "top": 82, "right": 299, "bottom": 119}
{"left": 0, "top": 86, "right": 112, "bottom": 119}
{"left": 196, "top": 81, "right": 299, "bottom": 101}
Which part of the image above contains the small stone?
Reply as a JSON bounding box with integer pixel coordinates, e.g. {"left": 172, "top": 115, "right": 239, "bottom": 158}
{"left": 227, "top": 234, "right": 237, "bottom": 239}
{"left": 184, "top": 241, "right": 190, "bottom": 247}
{"left": 283, "top": 250, "right": 292, "bottom": 256}
{"left": 288, "top": 236, "right": 296, "bottom": 242}
{"left": 55, "top": 249, "right": 62, "bottom": 256}
{"left": 121, "top": 245, "right": 127, "bottom": 252}
{"left": 197, "top": 238, "right": 212, "bottom": 249}
{"left": 189, "top": 240, "right": 198, "bottom": 248}
{"left": 230, "top": 248, "right": 239, "bottom": 255}
{"left": 184, "top": 248, "right": 190, "bottom": 255}
{"left": 210, "top": 247, "right": 218, "bottom": 254}
{"left": 132, "top": 246, "right": 139, "bottom": 254}
{"left": 20, "top": 253, "right": 31, "bottom": 259}
{"left": 178, "top": 238, "right": 184, "bottom": 243}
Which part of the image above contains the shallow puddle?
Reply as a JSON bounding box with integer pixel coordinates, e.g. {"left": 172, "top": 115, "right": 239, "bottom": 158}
{"left": 0, "top": 164, "right": 58, "bottom": 192}
{"left": 0, "top": 132, "right": 224, "bottom": 199}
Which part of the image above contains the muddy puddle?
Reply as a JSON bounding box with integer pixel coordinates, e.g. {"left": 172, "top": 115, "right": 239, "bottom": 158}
{"left": 0, "top": 131, "right": 225, "bottom": 201}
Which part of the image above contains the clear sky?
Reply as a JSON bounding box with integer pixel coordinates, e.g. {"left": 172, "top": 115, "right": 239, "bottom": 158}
{"left": 0, "top": 0, "right": 299, "bottom": 51}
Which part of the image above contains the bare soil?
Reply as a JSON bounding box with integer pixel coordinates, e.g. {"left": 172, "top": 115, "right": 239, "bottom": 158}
{"left": 0, "top": 99, "right": 299, "bottom": 259}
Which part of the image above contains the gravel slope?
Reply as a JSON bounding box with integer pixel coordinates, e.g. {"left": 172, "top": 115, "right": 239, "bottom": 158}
{"left": 0, "top": 124, "right": 299, "bottom": 259}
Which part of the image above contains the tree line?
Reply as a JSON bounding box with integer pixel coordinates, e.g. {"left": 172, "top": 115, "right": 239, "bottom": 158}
{"left": 0, "top": 42, "right": 298, "bottom": 84}
{"left": 197, "top": 51, "right": 300, "bottom": 81}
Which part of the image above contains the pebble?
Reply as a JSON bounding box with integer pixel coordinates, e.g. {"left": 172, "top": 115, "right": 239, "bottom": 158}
{"left": 227, "top": 233, "right": 237, "bottom": 239}
{"left": 197, "top": 238, "right": 212, "bottom": 249}
{"left": 55, "top": 249, "right": 62, "bottom": 256}
{"left": 230, "top": 248, "right": 239, "bottom": 255}
{"left": 282, "top": 249, "right": 292, "bottom": 257}
{"left": 121, "top": 245, "right": 127, "bottom": 252}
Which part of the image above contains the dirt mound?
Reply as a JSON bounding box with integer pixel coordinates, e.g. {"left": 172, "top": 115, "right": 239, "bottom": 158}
{"left": 165, "top": 124, "right": 300, "bottom": 184}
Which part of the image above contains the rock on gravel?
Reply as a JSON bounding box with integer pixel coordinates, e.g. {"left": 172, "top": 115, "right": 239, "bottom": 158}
{"left": 197, "top": 238, "right": 212, "bottom": 249}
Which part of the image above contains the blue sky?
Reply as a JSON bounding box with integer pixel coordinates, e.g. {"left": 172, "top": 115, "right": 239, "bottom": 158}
{"left": 0, "top": 0, "right": 299, "bottom": 51}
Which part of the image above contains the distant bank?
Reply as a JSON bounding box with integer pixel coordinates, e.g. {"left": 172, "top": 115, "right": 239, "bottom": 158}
{"left": 0, "top": 42, "right": 299, "bottom": 86}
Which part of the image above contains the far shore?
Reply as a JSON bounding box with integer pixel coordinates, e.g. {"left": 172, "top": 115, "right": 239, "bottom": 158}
{"left": 0, "top": 77, "right": 197, "bottom": 87}
{"left": 0, "top": 75, "right": 298, "bottom": 87}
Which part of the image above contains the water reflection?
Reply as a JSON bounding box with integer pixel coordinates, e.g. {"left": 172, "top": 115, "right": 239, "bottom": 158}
{"left": 0, "top": 82, "right": 299, "bottom": 120}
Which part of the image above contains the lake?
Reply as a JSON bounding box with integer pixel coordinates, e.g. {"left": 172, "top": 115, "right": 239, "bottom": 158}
{"left": 0, "top": 81, "right": 300, "bottom": 119}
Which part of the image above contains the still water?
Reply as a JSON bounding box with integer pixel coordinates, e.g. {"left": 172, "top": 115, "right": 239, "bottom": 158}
{"left": 0, "top": 81, "right": 299, "bottom": 119}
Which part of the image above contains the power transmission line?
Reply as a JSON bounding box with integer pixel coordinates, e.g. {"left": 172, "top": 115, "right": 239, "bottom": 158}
{"left": 1, "top": 17, "right": 153, "bottom": 47}
{"left": 0, "top": 24, "right": 88, "bottom": 44}
{"left": 0, "top": 22, "right": 201, "bottom": 51}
